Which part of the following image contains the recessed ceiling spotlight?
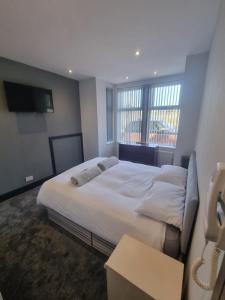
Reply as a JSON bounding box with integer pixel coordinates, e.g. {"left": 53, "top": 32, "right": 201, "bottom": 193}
{"left": 135, "top": 50, "right": 140, "bottom": 57}
{"left": 68, "top": 69, "right": 72, "bottom": 74}
{"left": 153, "top": 71, "right": 157, "bottom": 76}
{"left": 125, "top": 76, "right": 129, "bottom": 80}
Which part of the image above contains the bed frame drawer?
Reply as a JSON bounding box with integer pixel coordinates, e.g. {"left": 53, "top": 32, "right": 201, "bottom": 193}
{"left": 48, "top": 209, "right": 92, "bottom": 246}
{"left": 92, "top": 234, "right": 115, "bottom": 256}
{"left": 47, "top": 208, "right": 115, "bottom": 256}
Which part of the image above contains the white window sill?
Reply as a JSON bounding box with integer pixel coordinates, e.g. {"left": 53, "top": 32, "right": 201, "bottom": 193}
{"left": 106, "top": 141, "right": 114, "bottom": 145}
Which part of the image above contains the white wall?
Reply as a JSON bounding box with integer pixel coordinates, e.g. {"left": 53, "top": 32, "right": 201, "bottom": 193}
{"left": 174, "top": 53, "right": 209, "bottom": 165}
{"left": 79, "top": 78, "right": 115, "bottom": 160}
{"left": 79, "top": 78, "right": 99, "bottom": 160}
{"left": 185, "top": 0, "right": 225, "bottom": 299}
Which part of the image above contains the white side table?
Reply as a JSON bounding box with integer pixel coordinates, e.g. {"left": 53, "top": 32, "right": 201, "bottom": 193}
{"left": 105, "top": 235, "right": 184, "bottom": 300}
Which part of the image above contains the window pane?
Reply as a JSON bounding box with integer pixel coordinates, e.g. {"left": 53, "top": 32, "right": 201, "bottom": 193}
{"left": 116, "top": 83, "right": 181, "bottom": 147}
{"left": 151, "top": 84, "right": 181, "bottom": 107}
{"left": 106, "top": 88, "right": 114, "bottom": 142}
{"left": 146, "top": 84, "right": 181, "bottom": 147}
{"left": 147, "top": 109, "right": 180, "bottom": 146}
{"left": 117, "top": 88, "right": 142, "bottom": 144}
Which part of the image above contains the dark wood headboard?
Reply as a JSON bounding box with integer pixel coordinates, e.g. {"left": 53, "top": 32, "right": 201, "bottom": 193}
{"left": 119, "top": 143, "right": 159, "bottom": 166}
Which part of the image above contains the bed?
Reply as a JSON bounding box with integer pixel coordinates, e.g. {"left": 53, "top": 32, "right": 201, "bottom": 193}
{"left": 37, "top": 152, "right": 198, "bottom": 260}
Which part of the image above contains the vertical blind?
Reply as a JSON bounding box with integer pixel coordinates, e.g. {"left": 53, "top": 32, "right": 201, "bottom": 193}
{"left": 117, "top": 88, "right": 143, "bottom": 144}
{"left": 117, "top": 83, "right": 181, "bottom": 147}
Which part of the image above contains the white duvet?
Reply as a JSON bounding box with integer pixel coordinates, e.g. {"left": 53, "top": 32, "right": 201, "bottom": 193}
{"left": 37, "top": 158, "right": 184, "bottom": 251}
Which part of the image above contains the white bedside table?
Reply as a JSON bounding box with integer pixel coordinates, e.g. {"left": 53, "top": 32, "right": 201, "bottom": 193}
{"left": 105, "top": 235, "right": 184, "bottom": 300}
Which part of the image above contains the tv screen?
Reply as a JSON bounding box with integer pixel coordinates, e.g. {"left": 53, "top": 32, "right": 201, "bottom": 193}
{"left": 3, "top": 81, "right": 54, "bottom": 113}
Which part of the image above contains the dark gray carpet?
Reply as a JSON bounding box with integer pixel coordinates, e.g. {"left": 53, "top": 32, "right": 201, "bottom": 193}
{"left": 0, "top": 187, "right": 107, "bottom": 300}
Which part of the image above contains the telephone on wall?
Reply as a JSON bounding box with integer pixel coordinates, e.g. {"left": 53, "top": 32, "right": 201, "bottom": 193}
{"left": 191, "top": 162, "right": 225, "bottom": 290}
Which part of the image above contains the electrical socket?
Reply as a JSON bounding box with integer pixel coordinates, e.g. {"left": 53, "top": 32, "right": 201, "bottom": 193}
{"left": 25, "top": 175, "right": 34, "bottom": 182}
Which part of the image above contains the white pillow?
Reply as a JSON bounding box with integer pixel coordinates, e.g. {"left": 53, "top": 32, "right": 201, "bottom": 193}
{"left": 154, "top": 164, "right": 187, "bottom": 187}
{"left": 135, "top": 181, "right": 185, "bottom": 230}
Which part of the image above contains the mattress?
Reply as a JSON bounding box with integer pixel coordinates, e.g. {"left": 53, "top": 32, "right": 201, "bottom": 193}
{"left": 37, "top": 158, "right": 179, "bottom": 252}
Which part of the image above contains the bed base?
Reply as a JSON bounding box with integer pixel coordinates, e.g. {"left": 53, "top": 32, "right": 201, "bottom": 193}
{"left": 47, "top": 208, "right": 115, "bottom": 256}
{"left": 47, "top": 207, "right": 180, "bottom": 259}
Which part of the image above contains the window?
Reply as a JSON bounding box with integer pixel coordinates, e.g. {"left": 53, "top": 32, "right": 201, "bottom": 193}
{"left": 117, "top": 88, "right": 142, "bottom": 144}
{"left": 117, "top": 83, "right": 181, "bottom": 147}
{"left": 106, "top": 88, "right": 114, "bottom": 142}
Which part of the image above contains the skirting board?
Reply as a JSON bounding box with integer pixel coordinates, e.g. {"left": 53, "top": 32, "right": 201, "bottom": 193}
{"left": 47, "top": 208, "right": 115, "bottom": 256}
{"left": 0, "top": 175, "right": 53, "bottom": 202}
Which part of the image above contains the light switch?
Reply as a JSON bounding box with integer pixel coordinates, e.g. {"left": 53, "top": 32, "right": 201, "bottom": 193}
{"left": 25, "top": 175, "right": 34, "bottom": 182}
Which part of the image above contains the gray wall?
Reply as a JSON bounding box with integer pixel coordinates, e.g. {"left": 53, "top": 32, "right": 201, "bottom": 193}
{"left": 184, "top": 0, "right": 225, "bottom": 298}
{"left": 79, "top": 78, "right": 99, "bottom": 160}
{"left": 0, "top": 58, "right": 81, "bottom": 195}
{"left": 174, "top": 53, "right": 209, "bottom": 165}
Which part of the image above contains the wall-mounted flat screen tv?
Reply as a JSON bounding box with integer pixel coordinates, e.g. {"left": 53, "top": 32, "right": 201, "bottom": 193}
{"left": 3, "top": 81, "right": 54, "bottom": 113}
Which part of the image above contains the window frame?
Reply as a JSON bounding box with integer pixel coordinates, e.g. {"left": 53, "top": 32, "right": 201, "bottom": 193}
{"left": 116, "top": 79, "right": 182, "bottom": 148}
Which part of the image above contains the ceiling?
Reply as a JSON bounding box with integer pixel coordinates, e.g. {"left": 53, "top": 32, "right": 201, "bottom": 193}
{"left": 0, "top": 0, "right": 220, "bottom": 83}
